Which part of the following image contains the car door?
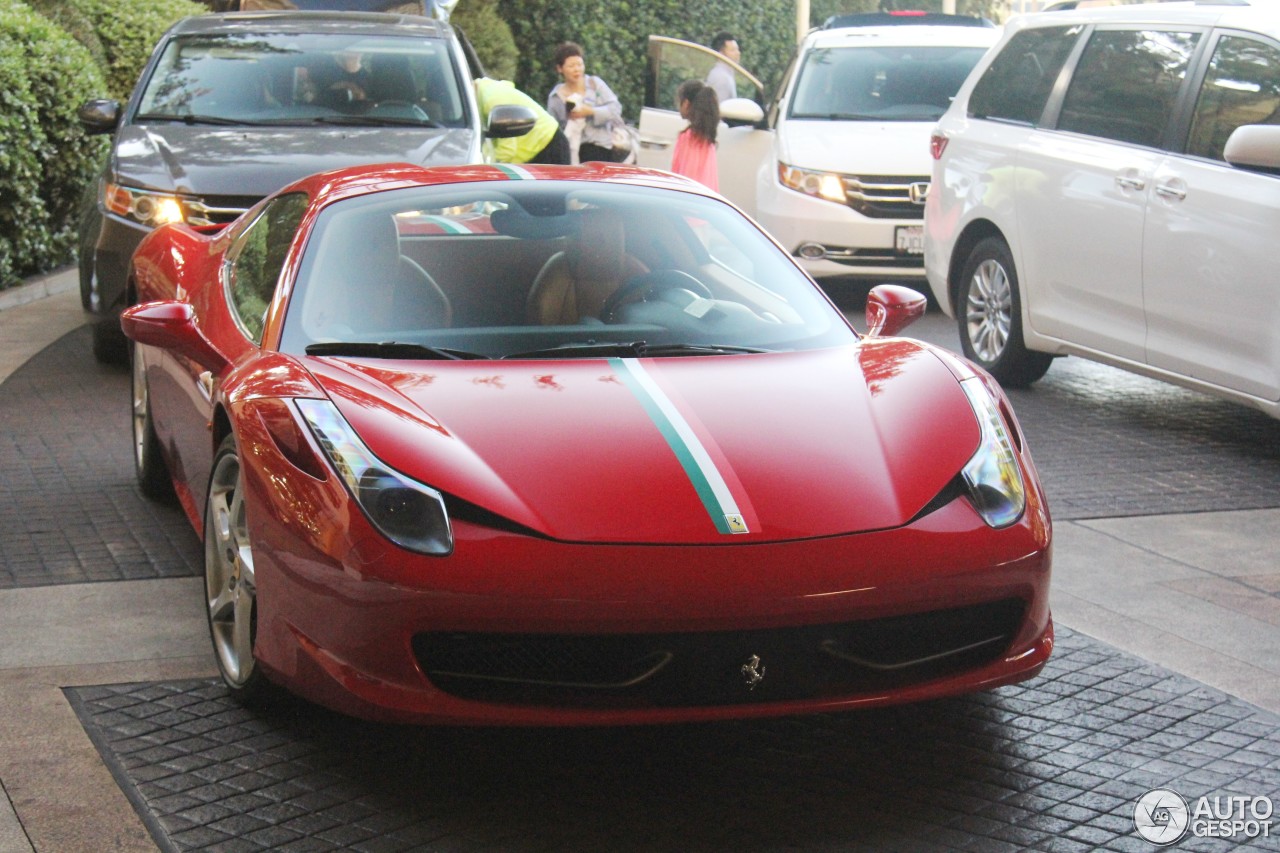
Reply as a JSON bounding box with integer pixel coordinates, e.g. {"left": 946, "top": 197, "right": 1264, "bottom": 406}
{"left": 1016, "top": 25, "right": 1203, "bottom": 362}
{"left": 638, "top": 36, "right": 772, "bottom": 209}
{"left": 1142, "top": 30, "right": 1280, "bottom": 402}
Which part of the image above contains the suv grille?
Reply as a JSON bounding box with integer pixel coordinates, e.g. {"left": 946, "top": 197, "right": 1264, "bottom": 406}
{"left": 842, "top": 175, "right": 930, "bottom": 219}
{"left": 413, "top": 599, "right": 1025, "bottom": 709}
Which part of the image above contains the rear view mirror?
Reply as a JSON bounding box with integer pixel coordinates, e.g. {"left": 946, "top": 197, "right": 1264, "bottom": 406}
{"left": 78, "top": 99, "right": 120, "bottom": 135}
{"left": 865, "top": 284, "right": 928, "bottom": 337}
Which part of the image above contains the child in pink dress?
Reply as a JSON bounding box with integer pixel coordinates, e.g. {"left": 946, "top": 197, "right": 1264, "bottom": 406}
{"left": 670, "top": 80, "right": 720, "bottom": 191}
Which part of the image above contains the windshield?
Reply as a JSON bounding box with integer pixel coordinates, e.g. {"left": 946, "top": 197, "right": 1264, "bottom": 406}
{"left": 790, "top": 45, "right": 989, "bottom": 121}
{"left": 134, "top": 31, "right": 468, "bottom": 128}
{"left": 279, "top": 181, "right": 856, "bottom": 359}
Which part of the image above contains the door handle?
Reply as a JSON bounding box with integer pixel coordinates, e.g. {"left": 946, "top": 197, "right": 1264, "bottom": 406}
{"left": 1155, "top": 182, "right": 1187, "bottom": 201}
{"left": 1115, "top": 174, "right": 1146, "bottom": 191}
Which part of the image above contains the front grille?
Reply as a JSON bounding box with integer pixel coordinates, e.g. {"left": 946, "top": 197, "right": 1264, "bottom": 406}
{"left": 181, "top": 195, "right": 259, "bottom": 226}
{"left": 842, "top": 175, "right": 930, "bottom": 219}
{"left": 413, "top": 599, "right": 1025, "bottom": 709}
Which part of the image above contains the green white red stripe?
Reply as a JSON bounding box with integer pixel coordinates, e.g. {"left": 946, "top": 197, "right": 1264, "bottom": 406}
{"left": 492, "top": 164, "right": 535, "bottom": 180}
{"left": 610, "top": 358, "right": 749, "bottom": 535}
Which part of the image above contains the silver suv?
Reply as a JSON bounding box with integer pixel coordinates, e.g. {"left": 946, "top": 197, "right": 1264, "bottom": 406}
{"left": 925, "top": 0, "right": 1280, "bottom": 417}
{"left": 78, "top": 11, "right": 527, "bottom": 362}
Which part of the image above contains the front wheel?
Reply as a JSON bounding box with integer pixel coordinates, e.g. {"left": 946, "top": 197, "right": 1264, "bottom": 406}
{"left": 205, "top": 434, "right": 269, "bottom": 703}
{"left": 956, "top": 237, "right": 1052, "bottom": 388}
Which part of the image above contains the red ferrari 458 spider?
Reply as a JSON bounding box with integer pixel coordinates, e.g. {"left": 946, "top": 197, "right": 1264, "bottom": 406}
{"left": 123, "top": 161, "right": 1052, "bottom": 725}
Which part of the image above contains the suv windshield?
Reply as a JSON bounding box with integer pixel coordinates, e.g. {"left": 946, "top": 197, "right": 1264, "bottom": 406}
{"left": 790, "top": 45, "right": 990, "bottom": 121}
{"left": 135, "top": 31, "right": 468, "bottom": 128}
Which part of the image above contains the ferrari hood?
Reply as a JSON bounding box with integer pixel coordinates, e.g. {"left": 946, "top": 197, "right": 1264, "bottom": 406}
{"left": 111, "top": 124, "right": 477, "bottom": 197}
{"left": 306, "top": 343, "right": 981, "bottom": 544}
{"left": 779, "top": 119, "right": 935, "bottom": 177}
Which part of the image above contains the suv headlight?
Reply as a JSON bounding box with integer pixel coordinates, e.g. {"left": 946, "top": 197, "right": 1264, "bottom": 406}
{"left": 103, "top": 181, "right": 186, "bottom": 227}
{"left": 958, "top": 378, "right": 1025, "bottom": 528}
{"left": 778, "top": 162, "right": 847, "bottom": 203}
{"left": 296, "top": 399, "right": 453, "bottom": 556}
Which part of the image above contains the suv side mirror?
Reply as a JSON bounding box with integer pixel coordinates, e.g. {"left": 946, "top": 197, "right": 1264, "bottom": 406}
{"left": 486, "top": 104, "right": 537, "bottom": 138}
{"left": 1224, "top": 125, "right": 1280, "bottom": 175}
{"left": 78, "top": 99, "right": 121, "bottom": 135}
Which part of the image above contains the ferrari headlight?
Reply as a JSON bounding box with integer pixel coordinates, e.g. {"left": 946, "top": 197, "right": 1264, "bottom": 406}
{"left": 959, "top": 378, "right": 1025, "bottom": 528}
{"left": 778, "top": 162, "right": 847, "bottom": 203}
{"left": 295, "top": 399, "right": 453, "bottom": 556}
{"left": 103, "top": 182, "right": 186, "bottom": 227}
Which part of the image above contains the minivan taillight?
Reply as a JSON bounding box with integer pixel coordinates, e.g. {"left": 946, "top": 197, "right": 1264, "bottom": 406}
{"left": 930, "top": 132, "right": 949, "bottom": 161}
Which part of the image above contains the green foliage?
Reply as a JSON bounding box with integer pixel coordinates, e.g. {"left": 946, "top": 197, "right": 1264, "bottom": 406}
{"left": 23, "top": 0, "right": 106, "bottom": 68}
{"left": 1, "top": 0, "right": 199, "bottom": 288}
{"left": 452, "top": 0, "right": 519, "bottom": 82}
{"left": 61, "top": 0, "right": 205, "bottom": 102}
{"left": 495, "top": 0, "right": 804, "bottom": 122}
{"left": 0, "top": 0, "right": 108, "bottom": 287}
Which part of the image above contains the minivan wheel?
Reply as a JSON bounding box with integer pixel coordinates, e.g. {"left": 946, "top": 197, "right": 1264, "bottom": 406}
{"left": 957, "top": 237, "right": 1053, "bottom": 388}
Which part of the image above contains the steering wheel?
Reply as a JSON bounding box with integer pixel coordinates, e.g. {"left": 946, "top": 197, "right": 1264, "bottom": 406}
{"left": 601, "top": 270, "right": 714, "bottom": 323}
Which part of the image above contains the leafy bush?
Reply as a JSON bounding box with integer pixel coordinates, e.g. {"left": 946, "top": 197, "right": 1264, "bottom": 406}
{"left": 452, "top": 0, "right": 519, "bottom": 82}
{"left": 0, "top": 0, "right": 107, "bottom": 287}
{"left": 61, "top": 0, "right": 205, "bottom": 102}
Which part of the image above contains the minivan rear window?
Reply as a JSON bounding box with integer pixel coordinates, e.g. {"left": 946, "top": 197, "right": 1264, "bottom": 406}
{"left": 1057, "top": 28, "right": 1200, "bottom": 147}
{"left": 968, "top": 26, "right": 1079, "bottom": 124}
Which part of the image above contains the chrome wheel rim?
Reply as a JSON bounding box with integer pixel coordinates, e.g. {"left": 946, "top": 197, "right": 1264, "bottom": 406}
{"left": 205, "top": 449, "right": 256, "bottom": 687}
{"left": 131, "top": 348, "right": 148, "bottom": 471}
{"left": 965, "top": 258, "right": 1013, "bottom": 363}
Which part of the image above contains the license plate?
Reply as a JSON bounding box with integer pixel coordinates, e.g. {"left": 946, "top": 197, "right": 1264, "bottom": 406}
{"left": 896, "top": 225, "right": 924, "bottom": 255}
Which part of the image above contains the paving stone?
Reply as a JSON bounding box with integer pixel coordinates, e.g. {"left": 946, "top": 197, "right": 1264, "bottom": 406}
{"left": 65, "top": 628, "right": 1280, "bottom": 852}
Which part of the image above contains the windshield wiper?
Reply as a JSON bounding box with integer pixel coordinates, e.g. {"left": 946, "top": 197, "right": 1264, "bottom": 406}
{"left": 502, "top": 341, "right": 769, "bottom": 359}
{"left": 134, "top": 112, "right": 255, "bottom": 126}
{"left": 310, "top": 115, "right": 443, "bottom": 128}
{"left": 306, "top": 341, "right": 483, "bottom": 360}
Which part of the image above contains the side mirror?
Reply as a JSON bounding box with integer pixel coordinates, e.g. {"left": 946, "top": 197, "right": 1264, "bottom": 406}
{"left": 486, "top": 104, "right": 537, "bottom": 138}
{"left": 1223, "top": 124, "right": 1280, "bottom": 175}
{"left": 721, "top": 97, "right": 765, "bottom": 128}
{"left": 122, "top": 301, "right": 230, "bottom": 374}
{"left": 865, "top": 284, "right": 927, "bottom": 337}
{"left": 78, "top": 99, "right": 121, "bottom": 135}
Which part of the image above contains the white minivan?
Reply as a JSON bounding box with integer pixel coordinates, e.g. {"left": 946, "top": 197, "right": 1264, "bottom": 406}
{"left": 639, "top": 13, "right": 999, "bottom": 280}
{"left": 925, "top": 0, "right": 1280, "bottom": 417}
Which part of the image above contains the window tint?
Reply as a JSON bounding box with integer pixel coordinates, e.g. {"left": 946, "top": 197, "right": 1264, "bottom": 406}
{"left": 227, "top": 193, "right": 308, "bottom": 343}
{"left": 791, "top": 45, "right": 990, "bottom": 122}
{"left": 969, "top": 26, "right": 1079, "bottom": 124}
{"left": 1058, "top": 29, "right": 1200, "bottom": 147}
{"left": 1187, "top": 34, "right": 1280, "bottom": 161}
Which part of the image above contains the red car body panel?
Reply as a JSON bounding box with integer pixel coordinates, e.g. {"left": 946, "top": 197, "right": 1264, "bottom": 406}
{"left": 125, "top": 162, "right": 1053, "bottom": 725}
{"left": 302, "top": 341, "right": 979, "bottom": 544}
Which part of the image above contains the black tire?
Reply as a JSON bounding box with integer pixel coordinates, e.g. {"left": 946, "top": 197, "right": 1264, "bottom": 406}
{"left": 204, "top": 433, "right": 271, "bottom": 704}
{"left": 130, "top": 345, "right": 175, "bottom": 501}
{"left": 956, "top": 237, "right": 1053, "bottom": 388}
{"left": 91, "top": 316, "right": 129, "bottom": 366}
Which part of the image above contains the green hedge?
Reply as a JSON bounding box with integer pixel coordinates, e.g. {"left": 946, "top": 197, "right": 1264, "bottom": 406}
{"left": 0, "top": 0, "right": 108, "bottom": 287}
{"left": 0, "top": 0, "right": 200, "bottom": 288}
{"left": 58, "top": 0, "right": 206, "bottom": 102}
{"left": 452, "top": 0, "right": 519, "bottom": 82}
